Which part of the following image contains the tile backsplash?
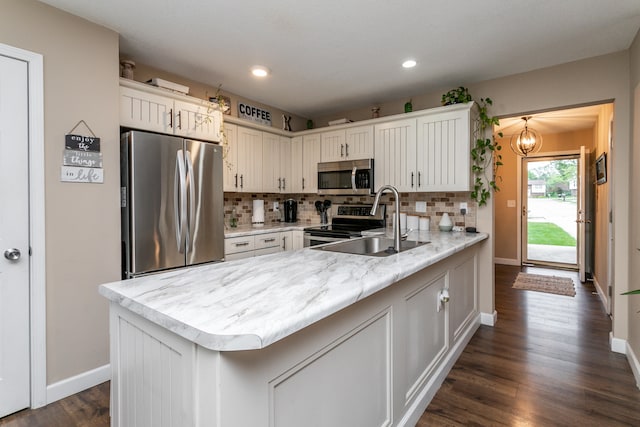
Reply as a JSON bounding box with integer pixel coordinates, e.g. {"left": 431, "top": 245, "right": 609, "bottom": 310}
{"left": 224, "top": 192, "right": 477, "bottom": 231}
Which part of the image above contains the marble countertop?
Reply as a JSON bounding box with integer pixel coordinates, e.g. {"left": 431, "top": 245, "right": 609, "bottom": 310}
{"left": 99, "top": 230, "right": 488, "bottom": 352}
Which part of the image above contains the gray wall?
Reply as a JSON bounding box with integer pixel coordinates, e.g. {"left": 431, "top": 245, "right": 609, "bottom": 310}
{"left": 0, "top": 0, "right": 120, "bottom": 383}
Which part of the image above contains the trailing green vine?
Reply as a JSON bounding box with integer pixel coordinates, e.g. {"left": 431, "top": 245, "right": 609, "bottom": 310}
{"left": 441, "top": 87, "right": 503, "bottom": 206}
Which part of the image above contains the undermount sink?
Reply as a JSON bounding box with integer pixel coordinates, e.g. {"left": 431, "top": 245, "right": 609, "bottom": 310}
{"left": 314, "top": 236, "right": 429, "bottom": 257}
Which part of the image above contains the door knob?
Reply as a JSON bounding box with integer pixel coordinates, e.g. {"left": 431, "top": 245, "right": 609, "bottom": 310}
{"left": 4, "top": 248, "right": 21, "bottom": 261}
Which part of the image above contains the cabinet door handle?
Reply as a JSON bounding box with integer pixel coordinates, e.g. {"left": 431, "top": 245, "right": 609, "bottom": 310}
{"left": 278, "top": 177, "right": 282, "bottom": 190}
{"left": 240, "top": 174, "right": 244, "bottom": 189}
{"left": 418, "top": 171, "right": 421, "bottom": 187}
{"left": 302, "top": 178, "right": 305, "bottom": 190}
{"left": 264, "top": 238, "right": 276, "bottom": 243}
{"left": 341, "top": 144, "right": 344, "bottom": 157}
{"left": 345, "top": 143, "right": 349, "bottom": 157}
{"left": 282, "top": 236, "right": 286, "bottom": 250}
{"left": 411, "top": 172, "right": 415, "bottom": 188}
{"left": 177, "top": 111, "right": 182, "bottom": 129}
{"left": 235, "top": 242, "right": 250, "bottom": 247}
{"left": 235, "top": 173, "right": 238, "bottom": 188}
{"left": 282, "top": 178, "right": 286, "bottom": 190}
{"left": 169, "top": 108, "right": 173, "bottom": 128}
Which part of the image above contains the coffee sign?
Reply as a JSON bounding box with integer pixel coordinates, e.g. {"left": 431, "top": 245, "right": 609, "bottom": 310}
{"left": 238, "top": 102, "right": 272, "bottom": 126}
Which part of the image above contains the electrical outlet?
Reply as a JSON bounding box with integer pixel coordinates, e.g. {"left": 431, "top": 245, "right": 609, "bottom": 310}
{"left": 415, "top": 201, "right": 427, "bottom": 213}
{"left": 459, "top": 202, "right": 468, "bottom": 211}
{"left": 273, "top": 201, "right": 279, "bottom": 210}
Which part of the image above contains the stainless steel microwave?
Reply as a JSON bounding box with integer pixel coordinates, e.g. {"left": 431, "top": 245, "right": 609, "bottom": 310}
{"left": 317, "top": 159, "right": 374, "bottom": 195}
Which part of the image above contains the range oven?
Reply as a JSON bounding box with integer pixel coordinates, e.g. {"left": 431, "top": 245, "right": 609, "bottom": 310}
{"left": 303, "top": 203, "right": 386, "bottom": 247}
{"left": 317, "top": 159, "right": 374, "bottom": 196}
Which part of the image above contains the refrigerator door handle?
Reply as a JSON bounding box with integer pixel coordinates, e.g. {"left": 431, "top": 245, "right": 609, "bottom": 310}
{"left": 185, "top": 152, "right": 196, "bottom": 251}
{"left": 175, "top": 150, "right": 187, "bottom": 253}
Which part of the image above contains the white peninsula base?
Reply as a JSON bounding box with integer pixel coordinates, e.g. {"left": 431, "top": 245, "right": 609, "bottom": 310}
{"left": 109, "top": 245, "right": 481, "bottom": 427}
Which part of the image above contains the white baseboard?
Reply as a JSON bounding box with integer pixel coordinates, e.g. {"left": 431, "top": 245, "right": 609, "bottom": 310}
{"left": 592, "top": 276, "right": 609, "bottom": 312}
{"left": 494, "top": 257, "right": 519, "bottom": 266}
{"left": 609, "top": 332, "right": 627, "bottom": 354}
{"left": 481, "top": 310, "right": 498, "bottom": 326}
{"left": 627, "top": 341, "right": 640, "bottom": 389}
{"left": 46, "top": 364, "right": 111, "bottom": 405}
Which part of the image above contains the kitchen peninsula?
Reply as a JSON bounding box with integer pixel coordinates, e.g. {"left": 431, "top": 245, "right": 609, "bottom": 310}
{"left": 100, "top": 230, "right": 487, "bottom": 427}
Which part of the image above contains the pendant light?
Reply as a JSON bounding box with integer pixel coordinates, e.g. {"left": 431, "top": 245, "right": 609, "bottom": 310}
{"left": 510, "top": 116, "right": 542, "bottom": 157}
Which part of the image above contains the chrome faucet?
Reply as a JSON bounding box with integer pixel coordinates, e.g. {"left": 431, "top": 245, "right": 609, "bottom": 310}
{"left": 371, "top": 185, "right": 401, "bottom": 253}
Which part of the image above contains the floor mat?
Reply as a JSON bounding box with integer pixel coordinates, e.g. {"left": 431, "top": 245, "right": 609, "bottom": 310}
{"left": 512, "top": 272, "right": 576, "bottom": 297}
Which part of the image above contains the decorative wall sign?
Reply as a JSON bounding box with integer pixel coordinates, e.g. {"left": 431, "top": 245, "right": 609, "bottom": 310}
{"left": 238, "top": 102, "right": 271, "bottom": 126}
{"left": 61, "top": 120, "right": 104, "bottom": 183}
{"left": 60, "top": 166, "right": 104, "bottom": 183}
{"left": 63, "top": 150, "right": 103, "bottom": 168}
{"left": 65, "top": 134, "right": 100, "bottom": 152}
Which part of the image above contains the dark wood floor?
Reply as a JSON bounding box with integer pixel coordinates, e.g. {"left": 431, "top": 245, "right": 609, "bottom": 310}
{"left": 0, "top": 381, "right": 109, "bottom": 427}
{"left": 2, "top": 265, "right": 639, "bottom": 426}
{"left": 419, "top": 265, "right": 640, "bottom": 426}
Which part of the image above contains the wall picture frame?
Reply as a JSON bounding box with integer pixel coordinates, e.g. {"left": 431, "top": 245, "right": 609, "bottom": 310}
{"left": 595, "top": 152, "right": 607, "bottom": 185}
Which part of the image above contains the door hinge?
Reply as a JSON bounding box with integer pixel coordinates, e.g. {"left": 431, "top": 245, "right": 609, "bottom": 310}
{"left": 608, "top": 285, "right": 612, "bottom": 297}
{"left": 29, "top": 246, "right": 33, "bottom": 256}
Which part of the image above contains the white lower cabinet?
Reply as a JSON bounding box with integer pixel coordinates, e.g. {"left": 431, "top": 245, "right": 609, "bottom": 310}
{"left": 292, "top": 230, "right": 304, "bottom": 250}
{"left": 109, "top": 246, "right": 480, "bottom": 427}
{"left": 225, "top": 230, "right": 302, "bottom": 260}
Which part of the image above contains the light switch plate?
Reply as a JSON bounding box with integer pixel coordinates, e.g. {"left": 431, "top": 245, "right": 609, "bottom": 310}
{"left": 507, "top": 200, "right": 516, "bottom": 208}
{"left": 415, "top": 201, "right": 427, "bottom": 213}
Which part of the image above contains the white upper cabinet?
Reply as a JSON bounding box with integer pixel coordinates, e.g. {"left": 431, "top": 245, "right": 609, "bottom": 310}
{"left": 222, "top": 123, "right": 238, "bottom": 192}
{"left": 416, "top": 109, "right": 474, "bottom": 192}
{"left": 262, "top": 132, "right": 281, "bottom": 193}
{"left": 119, "top": 79, "right": 222, "bottom": 143}
{"left": 120, "top": 86, "right": 173, "bottom": 134}
{"left": 374, "top": 118, "right": 417, "bottom": 192}
{"left": 237, "top": 127, "right": 263, "bottom": 192}
{"left": 301, "top": 134, "right": 321, "bottom": 193}
{"left": 173, "top": 100, "right": 222, "bottom": 142}
{"left": 291, "top": 134, "right": 321, "bottom": 193}
{"left": 320, "top": 125, "right": 373, "bottom": 162}
{"left": 280, "top": 136, "right": 292, "bottom": 193}
{"left": 374, "top": 103, "right": 475, "bottom": 193}
{"left": 345, "top": 125, "right": 374, "bottom": 159}
{"left": 290, "top": 136, "right": 304, "bottom": 193}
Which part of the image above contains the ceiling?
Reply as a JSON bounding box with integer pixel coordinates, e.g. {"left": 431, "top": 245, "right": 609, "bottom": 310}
{"left": 40, "top": 0, "right": 640, "bottom": 118}
{"left": 496, "top": 104, "right": 605, "bottom": 137}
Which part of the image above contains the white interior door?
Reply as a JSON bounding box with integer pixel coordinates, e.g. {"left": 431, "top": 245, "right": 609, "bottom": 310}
{"left": 0, "top": 53, "right": 31, "bottom": 417}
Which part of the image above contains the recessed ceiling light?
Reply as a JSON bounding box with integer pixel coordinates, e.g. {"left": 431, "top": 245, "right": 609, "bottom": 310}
{"left": 402, "top": 59, "right": 417, "bottom": 69}
{"left": 251, "top": 65, "right": 270, "bottom": 77}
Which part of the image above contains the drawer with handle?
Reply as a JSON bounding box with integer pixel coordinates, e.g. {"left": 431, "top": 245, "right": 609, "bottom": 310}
{"left": 254, "top": 232, "right": 281, "bottom": 250}
{"left": 224, "top": 236, "right": 255, "bottom": 255}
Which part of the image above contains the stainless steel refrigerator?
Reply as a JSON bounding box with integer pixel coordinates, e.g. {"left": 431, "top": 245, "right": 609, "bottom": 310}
{"left": 121, "top": 131, "right": 224, "bottom": 278}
